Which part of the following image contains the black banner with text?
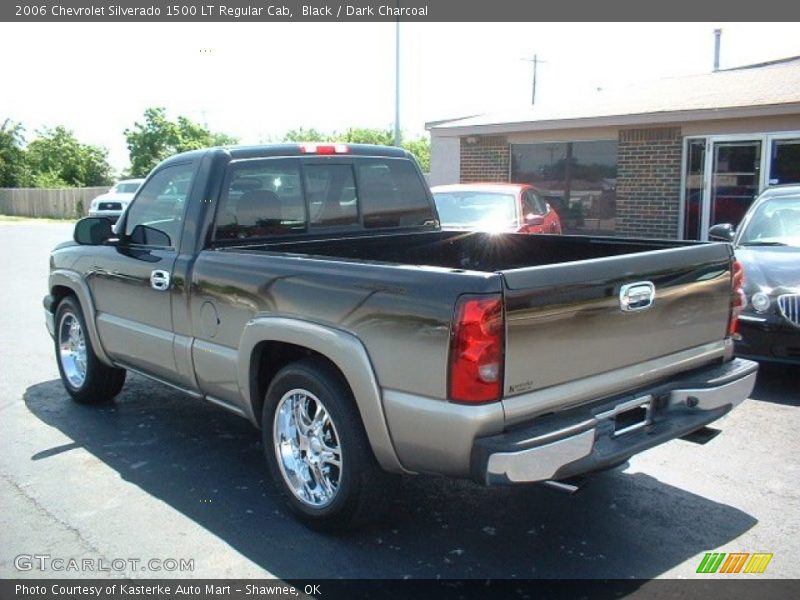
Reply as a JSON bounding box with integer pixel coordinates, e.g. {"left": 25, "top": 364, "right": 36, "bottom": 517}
{"left": 4, "top": 0, "right": 800, "bottom": 22}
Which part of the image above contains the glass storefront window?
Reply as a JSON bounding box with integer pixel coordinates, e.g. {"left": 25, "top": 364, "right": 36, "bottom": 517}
{"left": 511, "top": 140, "right": 618, "bottom": 235}
{"left": 682, "top": 134, "right": 800, "bottom": 240}
{"left": 683, "top": 139, "right": 706, "bottom": 241}
{"left": 709, "top": 141, "right": 761, "bottom": 230}
{"left": 769, "top": 139, "right": 800, "bottom": 186}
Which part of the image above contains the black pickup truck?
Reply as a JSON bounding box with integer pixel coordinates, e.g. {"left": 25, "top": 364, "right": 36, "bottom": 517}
{"left": 44, "top": 143, "right": 757, "bottom": 529}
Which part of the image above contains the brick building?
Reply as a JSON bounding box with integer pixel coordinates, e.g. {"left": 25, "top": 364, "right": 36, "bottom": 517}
{"left": 427, "top": 56, "right": 800, "bottom": 240}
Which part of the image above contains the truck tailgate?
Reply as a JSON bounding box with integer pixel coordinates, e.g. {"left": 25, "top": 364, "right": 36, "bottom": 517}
{"left": 502, "top": 242, "right": 733, "bottom": 401}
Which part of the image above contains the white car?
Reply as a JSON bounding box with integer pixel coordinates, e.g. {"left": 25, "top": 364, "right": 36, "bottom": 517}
{"left": 88, "top": 179, "right": 145, "bottom": 221}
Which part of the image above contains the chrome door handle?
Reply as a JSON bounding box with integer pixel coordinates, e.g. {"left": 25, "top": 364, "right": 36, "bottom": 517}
{"left": 150, "top": 270, "right": 171, "bottom": 291}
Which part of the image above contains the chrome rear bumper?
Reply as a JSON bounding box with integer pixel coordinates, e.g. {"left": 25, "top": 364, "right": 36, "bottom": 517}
{"left": 474, "top": 358, "right": 758, "bottom": 485}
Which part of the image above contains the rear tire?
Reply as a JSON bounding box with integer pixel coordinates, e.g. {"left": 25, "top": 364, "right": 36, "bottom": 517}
{"left": 54, "top": 295, "right": 126, "bottom": 404}
{"left": 262, "top": 358, "right": 395, "bottom": 531}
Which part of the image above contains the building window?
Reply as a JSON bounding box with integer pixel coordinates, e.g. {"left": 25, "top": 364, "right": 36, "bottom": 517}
{"left": 510, "top": 140, "right": 617, "bottom": 235}
{"left": 683, "top": 139, "right": 706, "bottom": 241}
{"left": 770, "top": 139, "right": 800, "bottom": 185}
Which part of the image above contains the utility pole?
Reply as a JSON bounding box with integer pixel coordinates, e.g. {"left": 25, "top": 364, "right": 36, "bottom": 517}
{"left": 393, "top": 6, "right": 401, "bottom": 146}
{"left": 522, "top": 54, "right": 546, "bottom": 105}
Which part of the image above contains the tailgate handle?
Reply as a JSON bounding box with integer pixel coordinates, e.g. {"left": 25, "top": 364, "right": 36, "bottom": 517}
{"left": 620, "top": 281, "right": 655, "bottom": 312}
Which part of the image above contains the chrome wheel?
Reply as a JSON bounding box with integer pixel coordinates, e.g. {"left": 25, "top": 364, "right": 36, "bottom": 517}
{"left": 58, "top": 312, "right": 87, "bottom": 389}
{"left": 273, "top": 388, "right": 343, "bottom": 508}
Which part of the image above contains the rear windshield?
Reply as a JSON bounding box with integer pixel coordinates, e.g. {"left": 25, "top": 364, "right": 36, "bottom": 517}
{"left": 214, "top": 157, "right": 435, "bottom": 241}
{"left": 433, "top": 191, "right": 517, "bottom": 229}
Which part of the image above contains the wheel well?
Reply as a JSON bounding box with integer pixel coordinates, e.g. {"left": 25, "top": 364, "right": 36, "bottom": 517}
{"left": 50, "top": 285, "right": 75, "bottom": 309}
{"left": 250, "top": 341, "right": 351, "bottom": 425}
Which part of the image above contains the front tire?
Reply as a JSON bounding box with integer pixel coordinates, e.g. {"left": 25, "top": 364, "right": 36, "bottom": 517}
{"left": 54, "top": 295, "right": 126, "bottom": 404}
{"left": 262, "top": 358, "right": 394, "bottom": 530}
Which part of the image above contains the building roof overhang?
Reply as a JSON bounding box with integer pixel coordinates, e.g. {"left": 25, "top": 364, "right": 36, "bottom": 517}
{"left": 429, "top": 102, "right": 800, "bottom": 137}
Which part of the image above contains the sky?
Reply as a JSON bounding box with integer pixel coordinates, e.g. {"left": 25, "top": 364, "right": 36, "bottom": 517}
{"left": 2, "top": 22, "right": 800, "bottom": 173}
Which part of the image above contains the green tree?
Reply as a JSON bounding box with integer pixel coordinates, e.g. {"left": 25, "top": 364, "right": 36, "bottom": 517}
{"left": 339, "top": 127, "right": 394, "bottom": 145}
{"left": 401, "top": 136, "right": 431, "bottom": 172}
{"left": 280, "top": 126, "right": 431, "bottom": 172}
{"left": 282, "top": 127, "right": 327, "bottom": 142}
{"left": 124, "top": 107, "right": 238, "bottom": 177}
{"left": 0, "top": 119, "right": 28, "bottom": 187}
{"left": 25, "top": 126, "right": 113, "bottom": 187}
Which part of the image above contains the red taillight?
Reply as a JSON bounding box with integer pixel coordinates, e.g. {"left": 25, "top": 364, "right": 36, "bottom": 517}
{"left": 728, "top": 260, "right": 745, "bottom": 336}
{"left": 298, "top": 143, "right": 349, "bottom": 155}
{"left": 448, "top": 295, "right": 504, "bottom": 404}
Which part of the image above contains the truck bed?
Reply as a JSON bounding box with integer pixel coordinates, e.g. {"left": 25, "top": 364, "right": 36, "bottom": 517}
{"left": 232, "top": 230, "right": 691, "bottom": 272}
{"left": 216, "top": 230, "right": 733, "bottom": 407}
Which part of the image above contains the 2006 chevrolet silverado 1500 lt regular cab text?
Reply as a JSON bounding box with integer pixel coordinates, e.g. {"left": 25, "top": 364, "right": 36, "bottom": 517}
{"left": 44, "top": 144, "right": 757, "bottom": 529}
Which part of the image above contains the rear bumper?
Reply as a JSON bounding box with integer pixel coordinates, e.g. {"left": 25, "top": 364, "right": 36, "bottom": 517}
{"left": 472, "top": 358, "right": 758, "bottom": 485}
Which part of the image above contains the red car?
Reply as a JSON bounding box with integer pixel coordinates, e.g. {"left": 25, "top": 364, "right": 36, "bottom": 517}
{"left": 431, "top": 183, "right": 562, "bottom": 234}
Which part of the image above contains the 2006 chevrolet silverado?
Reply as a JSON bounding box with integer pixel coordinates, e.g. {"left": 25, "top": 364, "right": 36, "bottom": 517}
{"left": 44, "top": 144, "right": 757, "bottom": 529}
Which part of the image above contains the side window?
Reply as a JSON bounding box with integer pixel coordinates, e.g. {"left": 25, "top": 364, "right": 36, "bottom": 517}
{"left": 304, "top": 164, "right": 359, "bottom": 228}
{"left": 524, "top": 190, "right": 547, "bottom": 215}
{"left": 124, "top": 164, "right": 194, "bottom": 247}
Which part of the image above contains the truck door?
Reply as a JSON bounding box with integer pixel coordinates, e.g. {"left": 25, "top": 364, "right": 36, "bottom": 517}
{"left": 88, "top": 162, "right": 195, "bottom": 382}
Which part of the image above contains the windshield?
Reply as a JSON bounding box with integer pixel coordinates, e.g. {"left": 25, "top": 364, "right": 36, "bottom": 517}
{"left": 433, "top": 191, "right": 517, "bottom": 231}
{"left": 739, "top": 195, "right": 800, "bottom": 248}
{"left": 115, "top": 182, "right": 142, "bottom": 194}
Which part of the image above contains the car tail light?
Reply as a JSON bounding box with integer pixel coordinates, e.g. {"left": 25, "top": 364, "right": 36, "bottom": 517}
{"left": 728, "top": 260, "right": 745, "bottom": 336}
{"left": 448, "top": 295, "right": 504, "bottom": 404}
{"left": 298, "top": 143, "right": 349, "bottom": 155}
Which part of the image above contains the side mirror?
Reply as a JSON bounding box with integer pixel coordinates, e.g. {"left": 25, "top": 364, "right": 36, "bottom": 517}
{"left": 525, "top": 213, "right": 545, "bottom": 227}
{"left": 708, "top": 223, "right": 735, "bottom": 242}
{"left": 74, "top": 217, "right": 115, "bottom": 245}
{"left": 129, "top": 223, "right": 171, "bottom": 247}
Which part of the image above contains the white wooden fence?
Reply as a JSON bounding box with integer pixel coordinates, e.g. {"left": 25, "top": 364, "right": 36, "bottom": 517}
{"left": 0, "top": 187, "right": 108, "bottom": 219}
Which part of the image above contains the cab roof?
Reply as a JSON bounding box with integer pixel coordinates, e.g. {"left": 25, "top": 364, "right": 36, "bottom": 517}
{"left": 161, "top": 143, "right": 412, "bottom": 167}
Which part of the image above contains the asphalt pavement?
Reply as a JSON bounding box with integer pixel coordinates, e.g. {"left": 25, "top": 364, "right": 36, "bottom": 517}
{"left": 1, "top": 220, "right": 798, "bottom": 580}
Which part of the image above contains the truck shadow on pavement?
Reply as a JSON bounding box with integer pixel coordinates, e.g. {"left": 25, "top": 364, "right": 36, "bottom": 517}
{"left": 750, "top": 364, "right": 800, "bottom": 406}
{"left": 25, "top": 375, "right": 758, "bottom": 580}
